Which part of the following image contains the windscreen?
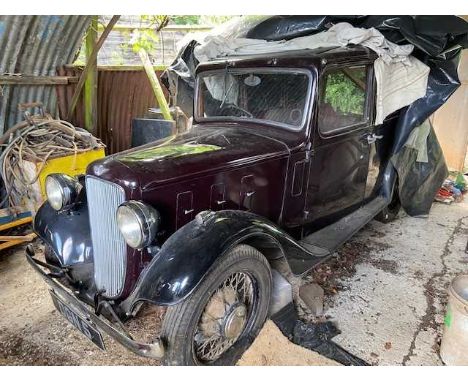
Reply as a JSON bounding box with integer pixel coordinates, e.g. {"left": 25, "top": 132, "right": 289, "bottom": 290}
{"left": 197, "top": 69, "right": 310, "bottom": 129}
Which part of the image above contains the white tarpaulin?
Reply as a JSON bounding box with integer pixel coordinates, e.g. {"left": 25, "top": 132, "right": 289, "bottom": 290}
{"left": 193, "top": 22, "right": 430, "bottom": 125}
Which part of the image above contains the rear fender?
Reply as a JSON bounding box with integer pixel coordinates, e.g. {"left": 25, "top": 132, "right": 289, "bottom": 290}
{"left": 121, "top": 210, "right": 322, "bottom": 312}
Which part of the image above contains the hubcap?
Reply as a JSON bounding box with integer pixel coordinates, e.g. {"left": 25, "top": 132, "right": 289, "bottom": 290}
{"left": 223, "top": 304, "right": 247, "bottom": 339}
{"left": 194, "top": 272, "right": 254, "bottom": 363}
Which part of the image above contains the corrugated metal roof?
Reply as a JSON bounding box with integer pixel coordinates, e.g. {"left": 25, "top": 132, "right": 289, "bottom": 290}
{"left": 0, "top": 15, "right": 91, "bottom": 133}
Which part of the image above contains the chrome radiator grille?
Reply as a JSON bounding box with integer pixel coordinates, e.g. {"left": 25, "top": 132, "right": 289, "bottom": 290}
{"left": 86, "top": 176, "right": 127, "bottom": 298}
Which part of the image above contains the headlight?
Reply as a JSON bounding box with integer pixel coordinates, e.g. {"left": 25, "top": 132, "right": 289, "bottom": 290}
{"left": 45, "top": 174, "right": 81, "bottom": 211}
{"left": 116, "top": 201, "right": 160, "bottom": 249}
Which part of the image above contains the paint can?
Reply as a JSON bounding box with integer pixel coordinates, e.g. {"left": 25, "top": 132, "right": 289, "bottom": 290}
{"left": 440, "top": 275, "right": 468, "bottom": 365}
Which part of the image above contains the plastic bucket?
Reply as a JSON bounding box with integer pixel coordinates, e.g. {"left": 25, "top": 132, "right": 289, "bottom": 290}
{"left": 440, "top": 275, "right": 468, "bottom": 365}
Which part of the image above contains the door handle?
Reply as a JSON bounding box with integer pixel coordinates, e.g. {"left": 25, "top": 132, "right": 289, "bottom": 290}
{"left": 366, "top": 133, "right": 383, "bottom": 145}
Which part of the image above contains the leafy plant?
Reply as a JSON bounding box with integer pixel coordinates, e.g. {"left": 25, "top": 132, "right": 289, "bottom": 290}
{"left": 171, "top": 15, "right": 201, "bottom": 25}
{"left": 324, "top": 70, "right": 366, "bottom": 115}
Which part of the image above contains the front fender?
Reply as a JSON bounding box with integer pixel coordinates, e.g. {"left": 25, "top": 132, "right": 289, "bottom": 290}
{"left": 34, "top": 201, "right": 93, "bottom": 267}
{"left": 122, "top": 210, "right": 323, "bottom": 311}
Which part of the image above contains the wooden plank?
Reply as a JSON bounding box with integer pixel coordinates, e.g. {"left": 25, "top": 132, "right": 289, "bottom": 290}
{"left": 0, "top": 233, "right": 36, "bottom": 242}
{"left": 0, "top": 234, "right": 36, "bottom": 251}
{"left": 84, "top": 16, "right": 98, "bottom": 134}
{"left": 0, "top": 217, "right": 32, "bottom": 232}
{"left": 0, "top": 211, "right": 32, "bottom": 226}
{"left": 0, "top": 75, "right": 79, "bottom": 85}
{"left": 66, "top": 65, "right": 167, "bottom": 72}
{"left": 0, "top": 205, "right": 31, "bottom": 218}
{"left": 139, "top": 48, "right": 173, "bottom": 121}
{"left": 96, "top": 65, "right": 167, "bottom": 71}
{"left": 96, "top": 24, "right": 212, "bottom": 32}
{"left": 67, "top": 15, "right": 120, "bottom": 120}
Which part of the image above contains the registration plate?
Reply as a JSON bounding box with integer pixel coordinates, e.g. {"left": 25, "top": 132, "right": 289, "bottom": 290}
{"left": 50, "top": 291, "right": 105, "bottom": 350}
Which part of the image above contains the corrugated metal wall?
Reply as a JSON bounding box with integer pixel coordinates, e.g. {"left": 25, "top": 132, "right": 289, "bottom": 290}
{"left": 0, "top": 15, "right": 91, "bottom": 133}
{"left": 57, "top": 66, "right": 167, "bottom": 154}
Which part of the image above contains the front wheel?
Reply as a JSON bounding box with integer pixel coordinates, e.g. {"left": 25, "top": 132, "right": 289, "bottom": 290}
{"left": 161, "top": 244, "right": 271, "bottom": 366}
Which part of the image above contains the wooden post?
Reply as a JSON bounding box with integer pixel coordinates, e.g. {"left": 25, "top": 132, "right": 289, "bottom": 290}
{"left": 138, "top": 48, "right": 173, "bottom": 121}
{"left": 84, "top": 16, "right": 98, "bottom": 134}
{"left": 67, "top": 15, "right": 120, "bottom": 120}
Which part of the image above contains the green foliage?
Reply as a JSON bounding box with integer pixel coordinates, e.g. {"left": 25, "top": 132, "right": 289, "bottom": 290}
{"left": 130, "top": 28, "right": 160, "bottom": 53}
{"left": 128, "top": 15, "right": 171, "bottom": 54}
{"left": 200, "top": 15, "right": 235, "bottom": 26}
{"left": 324, "top": 70, "right": 365, "bottom": 115}
{"left": 170, "top": 15, "right": 234, "bottom": 26}
{"left": 171, "top": 15, "right": 201, "bottom": 25}
{"left": 110, "top": 51, "right": 125, "bottom": 66}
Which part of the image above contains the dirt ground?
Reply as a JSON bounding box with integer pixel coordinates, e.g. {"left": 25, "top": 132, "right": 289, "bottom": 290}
{"left": 0, "top": 242, "right": 332, "bottom": 366}
{"left": 0, "top": 200, "right": 467, "bottom": 365}
{"left": 237, "top": 320, "right": 339, "bottom": 366}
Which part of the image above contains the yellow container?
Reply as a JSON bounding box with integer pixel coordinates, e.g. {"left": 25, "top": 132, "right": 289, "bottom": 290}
{"left": 35, "top": 148, "right": 105, "bottom": 198}
{"left": 22, "top": 147, "right": 105, "bottom": 212}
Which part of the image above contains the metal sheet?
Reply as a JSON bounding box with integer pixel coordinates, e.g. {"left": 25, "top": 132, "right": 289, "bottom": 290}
{"left": 57, "top": 66, "right": 167, "bottom": 154}
{"left": 0, "top": 15, "right": 91, "bottom": 133}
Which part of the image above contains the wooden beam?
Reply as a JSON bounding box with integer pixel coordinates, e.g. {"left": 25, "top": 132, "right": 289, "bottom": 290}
{"left": 0, "top": 75, "right": 78, "bottom": 85}
{"left": 139, "top": 48, "right": 173, "bottom": 121}
{"left": 0, "top": 216, "right": 32, "bottom": 232}
{"left": 84, "top": 16, "right": 98, "bottom": 134}
{"left": 0, "top": 233, "right": 36, "bottom": 242}
{"left": 67, "top": 15, "right": 120, "bottom": 120}
{"left": 65, "top": 64, "right": 167, "bottom": 72}
{"left": 0, "top": 233, "right": 36, "bottom": 251}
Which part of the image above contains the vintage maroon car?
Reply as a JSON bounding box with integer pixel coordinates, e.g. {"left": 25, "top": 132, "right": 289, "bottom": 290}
{"left": 26, "top": 46, "right": 401, "bottom": 365}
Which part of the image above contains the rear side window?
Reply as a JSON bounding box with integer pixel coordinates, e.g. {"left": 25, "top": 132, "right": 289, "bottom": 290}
{"left": 318, "top": 65, "right": 369, "bottom": 135}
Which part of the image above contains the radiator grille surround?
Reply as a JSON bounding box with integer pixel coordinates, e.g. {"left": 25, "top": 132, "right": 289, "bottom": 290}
{"left": 86, "top": 176, "right": 127, "bottom": 298}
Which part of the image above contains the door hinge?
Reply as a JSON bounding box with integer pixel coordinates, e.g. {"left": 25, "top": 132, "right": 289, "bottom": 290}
{"left": 305, "top": 141, "right": 314, "bottom": 162}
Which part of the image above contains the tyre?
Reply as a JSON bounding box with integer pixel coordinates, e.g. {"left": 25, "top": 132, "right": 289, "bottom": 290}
{"left": 375, "top": 184, "right": 401, "bottom": 223}
{"left": 161, "top": 244, "right": 272, "bottom": 366}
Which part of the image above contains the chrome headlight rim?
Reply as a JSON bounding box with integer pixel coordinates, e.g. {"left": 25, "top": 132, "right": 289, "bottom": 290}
{"left": 45, "top": 174, "right": 81, "bottom": 211}
{"left": 116, "top": 201, "right": 160, "bottom": 249}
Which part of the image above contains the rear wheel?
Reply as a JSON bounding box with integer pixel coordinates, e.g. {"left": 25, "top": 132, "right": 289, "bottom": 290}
{"left": 161, "top": 244, "right": 271, "bottom": 366}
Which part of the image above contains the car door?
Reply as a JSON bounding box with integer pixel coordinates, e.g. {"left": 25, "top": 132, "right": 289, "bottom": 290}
{"left": 304, "top": 62, "right": 375, "bottom": 224}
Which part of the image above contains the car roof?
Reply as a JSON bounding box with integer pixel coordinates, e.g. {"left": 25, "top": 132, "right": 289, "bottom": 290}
{"left": 197, "top": 45, "right": 378, "bottom": 73}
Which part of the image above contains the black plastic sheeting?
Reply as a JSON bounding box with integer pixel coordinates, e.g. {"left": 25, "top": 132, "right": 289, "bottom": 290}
{"left": 162, "top": 16, "right": 468, "bottom": 216}
{"left": 272, "top": 303, "right": 369, "bottom": 366}
{"left": 391, "top": 127, "right": 448, "bottom": 216}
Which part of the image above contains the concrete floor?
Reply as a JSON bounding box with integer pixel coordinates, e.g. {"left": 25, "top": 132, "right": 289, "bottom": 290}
{"left": 325, "top": 199, "right": 468, "bottom": 365}
{"left": 0, "top": 200, "right": 467, "bottom": 365}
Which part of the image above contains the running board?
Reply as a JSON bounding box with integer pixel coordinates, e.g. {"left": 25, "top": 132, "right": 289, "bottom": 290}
{"left": 299, "top": 197, "right": 387, "bottom": 256}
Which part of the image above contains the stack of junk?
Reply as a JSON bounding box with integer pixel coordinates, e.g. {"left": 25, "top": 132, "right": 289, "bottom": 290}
{"left": 435, "top": 173, "right": 468, "bottom": 204}
{"left": 0, "top": 102, "right": 105, "bottom": 250}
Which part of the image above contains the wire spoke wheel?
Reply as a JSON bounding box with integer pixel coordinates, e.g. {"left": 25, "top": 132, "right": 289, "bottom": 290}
{"left": 194, "top": 272, "right": 254, "bottom": 363}
{"left": 161, "top": 244, "right": 271, "bottom": 365}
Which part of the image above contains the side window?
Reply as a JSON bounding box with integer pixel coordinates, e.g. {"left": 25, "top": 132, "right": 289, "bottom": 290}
{"left": 318, "top": 65, "right": 369, "bottom": 135}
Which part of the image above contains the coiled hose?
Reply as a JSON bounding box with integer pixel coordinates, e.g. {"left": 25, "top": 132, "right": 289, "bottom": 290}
{"left": 0, "top": 113, "right": 104, "bottom": 209}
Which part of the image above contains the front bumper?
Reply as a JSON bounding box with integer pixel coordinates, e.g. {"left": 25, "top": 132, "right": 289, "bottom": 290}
{"left": 25, "top": 245, "right": 165, "bottom": 360}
